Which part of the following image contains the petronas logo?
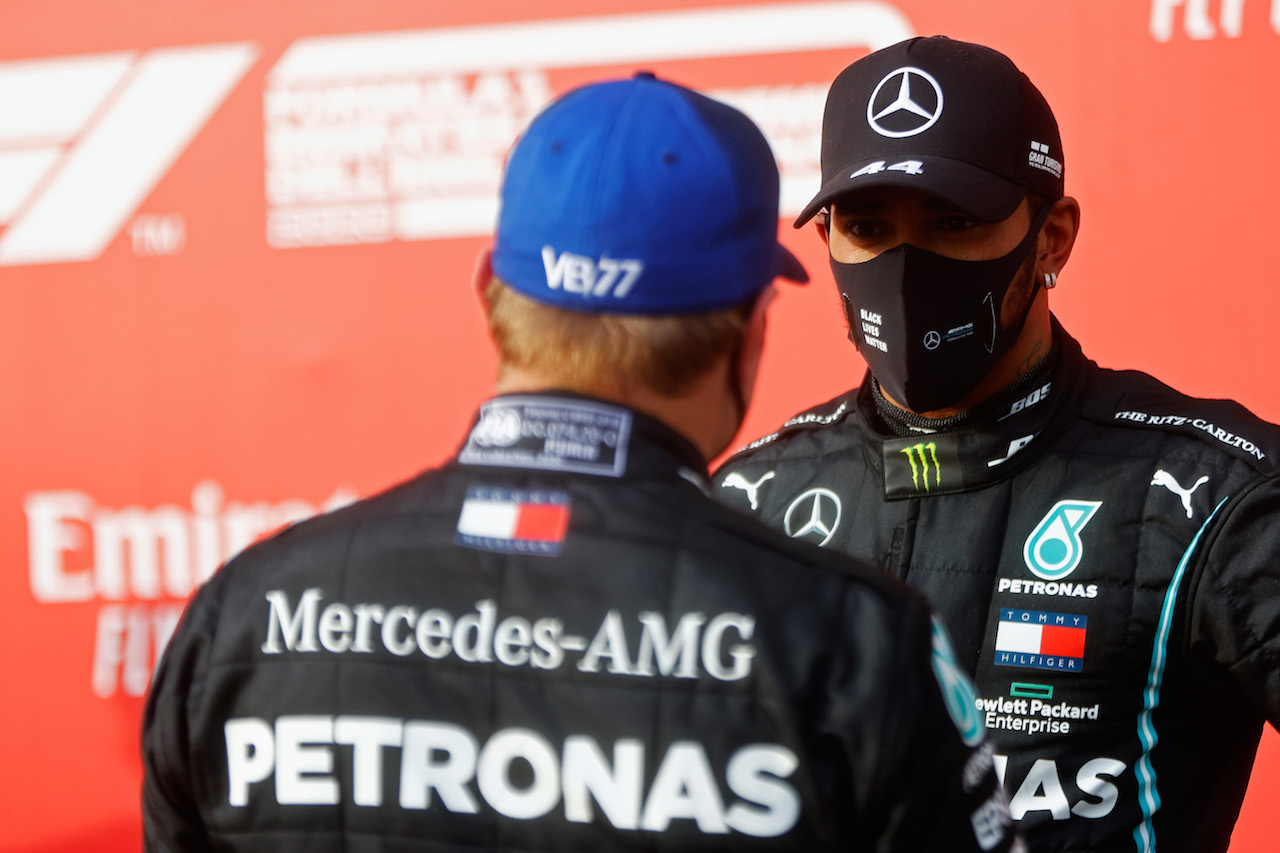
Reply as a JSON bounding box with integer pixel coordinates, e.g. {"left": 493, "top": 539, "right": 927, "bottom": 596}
{"left": 1023, "top": 500, "right": 1102, "bottom": 580}
{"left": 901, "top": 441, "right": 941, "bottom": 492}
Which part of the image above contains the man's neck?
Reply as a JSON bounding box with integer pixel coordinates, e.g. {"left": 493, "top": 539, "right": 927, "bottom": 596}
{"left": 493, "top": 364, "right": 735, "bottom": 462}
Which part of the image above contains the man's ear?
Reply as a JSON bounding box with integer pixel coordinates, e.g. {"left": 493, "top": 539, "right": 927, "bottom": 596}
{"left": 473, "top": 247, "right": 494, "bottom": 320}
{"left": 1038, "top": 197, "right": 1080, "bottom": 280}
{"left": 813, "top": 217, "right": 829, "bottom": 245}
{"left": 736, "top": 285, "right": 778, "bottom": 411}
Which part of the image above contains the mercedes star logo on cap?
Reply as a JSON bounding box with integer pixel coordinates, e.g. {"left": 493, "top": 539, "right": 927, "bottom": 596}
{"left": 867, "top": 67, "right": 944, "bottom": 138}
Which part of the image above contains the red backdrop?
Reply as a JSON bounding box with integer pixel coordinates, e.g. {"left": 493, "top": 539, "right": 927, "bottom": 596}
{"left": 3, "top": 2, "right": 1278, "bottom": 850}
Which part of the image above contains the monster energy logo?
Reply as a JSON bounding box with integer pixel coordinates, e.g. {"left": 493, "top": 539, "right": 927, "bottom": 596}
{"left": 900, "top": 442, "right": 941, "bottom": 492}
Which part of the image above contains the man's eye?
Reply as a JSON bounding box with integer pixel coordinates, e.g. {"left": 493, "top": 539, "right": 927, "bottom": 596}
{"left": 843, "top": 219, "right": 885, "bottom": 239}
{"left": 937, "top": 215, "right": 977, "bottom": 231}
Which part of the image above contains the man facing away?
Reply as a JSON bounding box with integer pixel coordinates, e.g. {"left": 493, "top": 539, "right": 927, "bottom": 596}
{"left": 714, "top": 35, "right": 1280, "bottom": 853}
{"left": 142, "top": 72, "right": 1018, "bottom": 852}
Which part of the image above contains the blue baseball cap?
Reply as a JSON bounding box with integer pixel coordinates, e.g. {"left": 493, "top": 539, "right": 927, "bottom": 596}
{"left": 492, "top": 73, "right": 807, "bottom": 315}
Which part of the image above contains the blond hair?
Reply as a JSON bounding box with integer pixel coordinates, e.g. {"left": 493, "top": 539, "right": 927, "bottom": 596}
{"left": 484, "top": 278, "right": 749, "bottom": 397}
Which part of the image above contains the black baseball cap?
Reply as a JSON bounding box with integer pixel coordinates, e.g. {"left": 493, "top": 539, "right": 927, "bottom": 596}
{"left": 796, "top": 36, "right": 1064, "bottom": 226}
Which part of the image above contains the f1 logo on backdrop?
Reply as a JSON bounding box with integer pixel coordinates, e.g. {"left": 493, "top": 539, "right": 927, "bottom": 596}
{"left": 0, "top": 4, "right": 915, "bottom": 265}
{"left": 0, "top": 44, "right": 256, "bottom": 266}
{"left": 262, "top": 2, "right": 914, "bottom": 248}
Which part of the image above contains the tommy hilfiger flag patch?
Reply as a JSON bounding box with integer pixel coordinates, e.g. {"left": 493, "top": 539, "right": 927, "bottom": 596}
{"left": 994, "top": 609, "right": 1087, "bottom": 673}
{"left": 455, "top": 488, "right": 571, "bottom": 556}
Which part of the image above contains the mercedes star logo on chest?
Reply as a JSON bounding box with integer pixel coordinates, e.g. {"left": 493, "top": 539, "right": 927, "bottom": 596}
{"left": 783, "top": 488, "right": 842, "bottom": 546}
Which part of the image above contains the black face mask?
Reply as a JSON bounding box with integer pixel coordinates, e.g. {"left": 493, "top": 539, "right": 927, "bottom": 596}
{"left": 830, "top": 204, "right": 1051, "bottom": 413}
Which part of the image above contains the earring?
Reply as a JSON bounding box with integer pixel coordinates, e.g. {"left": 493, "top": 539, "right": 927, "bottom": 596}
{"left": 1043, "top": 272, "right": 1058, "bottom": 289}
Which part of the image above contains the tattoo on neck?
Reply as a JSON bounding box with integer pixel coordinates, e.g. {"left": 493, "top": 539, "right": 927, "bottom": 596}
{"left": 1017, "top": 340, "right": 1046, "bottom": 378}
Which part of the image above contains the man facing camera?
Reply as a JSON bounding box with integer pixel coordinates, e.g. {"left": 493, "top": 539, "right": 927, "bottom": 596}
{"left": 715, "top": 35, "right": 1280, "bottom": 853}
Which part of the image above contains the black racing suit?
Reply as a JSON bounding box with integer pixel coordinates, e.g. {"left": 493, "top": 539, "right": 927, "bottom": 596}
{"left": 713, "top": 320, "right": 1280, "bottom": 853}
{"left": 143, "top": 392, "right": 1016, "bottom": 852}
